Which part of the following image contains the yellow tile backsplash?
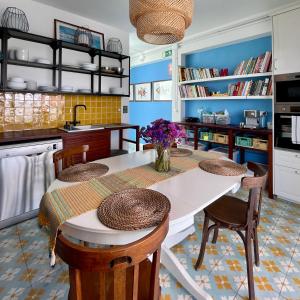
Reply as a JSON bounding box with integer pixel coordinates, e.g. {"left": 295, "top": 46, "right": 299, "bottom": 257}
{"left": 0, "top": 93, "right": 121, "bottom": 132}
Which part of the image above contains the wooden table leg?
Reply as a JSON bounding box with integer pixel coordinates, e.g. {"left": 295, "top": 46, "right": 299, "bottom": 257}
{"left": 135, "top": 127, "right": 140, "bottom": 152}
{"left": 228, "top": 129, "right": 233, "bottom": 160}
{"left": 194, "top": 127, "right": 198, "bottom": 150}
{"left": 267, "top": 133, "right": 273, "bottom": 199}
{"left": 119, "top": 129, "right": 123, "bottom": 150}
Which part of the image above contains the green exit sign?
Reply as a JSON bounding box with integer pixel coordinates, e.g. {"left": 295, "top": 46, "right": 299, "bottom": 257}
{"left": 162, "top": 49, "right": 172, "bottom": 58}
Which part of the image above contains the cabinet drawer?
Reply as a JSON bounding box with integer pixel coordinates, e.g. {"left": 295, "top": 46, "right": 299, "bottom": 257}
{"left": 274, "top": 149, "right": 300, "bottom": 169}
{"left": 274, "top": 165, "right": 300, "bottom": 203}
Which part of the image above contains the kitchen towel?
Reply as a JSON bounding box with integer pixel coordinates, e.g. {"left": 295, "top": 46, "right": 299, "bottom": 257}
{"left": 292, "top": 116, "right": 300, "bottom": 144}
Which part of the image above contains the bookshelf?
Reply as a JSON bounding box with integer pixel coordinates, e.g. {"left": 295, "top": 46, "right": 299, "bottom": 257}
{"left": 178, "top": 72, "right": 272, "bottom": 85}
{"left": 180, "top": 95, "right": 273, "bottom": 101}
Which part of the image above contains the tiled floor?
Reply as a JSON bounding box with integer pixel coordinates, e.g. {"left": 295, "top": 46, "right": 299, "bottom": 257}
{"left": 0, "top": 192, "right": 299, "bottom": 300}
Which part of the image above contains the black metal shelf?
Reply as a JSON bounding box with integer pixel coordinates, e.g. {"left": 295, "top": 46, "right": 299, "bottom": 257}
{"left": 0, "top": 27, "right": 130, "bottom": 96}
{"left": 7, "top": 59, "right": 55, "bottom": 70}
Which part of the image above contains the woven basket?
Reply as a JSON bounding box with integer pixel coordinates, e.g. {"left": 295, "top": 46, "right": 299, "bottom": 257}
{"left": 130, "top": 0, "right": 194, "bottom": 45}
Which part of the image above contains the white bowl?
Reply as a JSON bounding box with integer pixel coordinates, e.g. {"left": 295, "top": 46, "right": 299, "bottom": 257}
{"left": 9, "top": 77, "right": 24, "bottom": 83}
{"left": 8, "top": 81, "right": 26, "bottom": 90}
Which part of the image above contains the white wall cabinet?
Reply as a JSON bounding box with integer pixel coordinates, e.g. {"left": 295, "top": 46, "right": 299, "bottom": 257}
{"left": 274, "top": 149, "right": 300, "bottom": 203}
{"left": 273, "top": 8, "right": 300, "bottom": 75}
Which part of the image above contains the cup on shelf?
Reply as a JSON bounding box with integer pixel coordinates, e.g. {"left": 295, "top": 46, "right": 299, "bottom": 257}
{"left": 15, "top": 48, "right": 29, "bottom": 61}
{"left": 26, "top": 80, "right": 37, "bottom": 90}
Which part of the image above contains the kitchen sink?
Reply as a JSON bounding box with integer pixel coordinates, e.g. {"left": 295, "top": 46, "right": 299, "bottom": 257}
{"left": 59, "top": 124, "right": 105, "bottom": 133}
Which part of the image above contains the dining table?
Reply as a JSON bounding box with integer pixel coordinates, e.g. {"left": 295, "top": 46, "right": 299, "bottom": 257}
{"left": 46, "top": 148, "right": 242, "bottom": 300}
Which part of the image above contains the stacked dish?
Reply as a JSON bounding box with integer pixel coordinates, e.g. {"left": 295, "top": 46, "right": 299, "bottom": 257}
{"left": 39, "top": 85, "right": 57, "bottom": 92}
{"left": 8, "top": 77, "right": 26, "bottom": 90}
{"left": 61, "top": 86, "right": 73, "bottom": 92}
{"left": 35, "top": 58, "right": 51, "bottom": 64}
{"left": 80, "top": 62, "right": 98, "bottom": 71}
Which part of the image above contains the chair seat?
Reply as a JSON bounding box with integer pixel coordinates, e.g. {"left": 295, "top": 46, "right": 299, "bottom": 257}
{"left": 205, "top": 195, "right": 248, "bottom": 227}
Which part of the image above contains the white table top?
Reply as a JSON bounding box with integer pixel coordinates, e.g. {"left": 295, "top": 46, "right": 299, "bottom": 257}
{"left": 47, "top": 150, "right": 241, "bottom": 245}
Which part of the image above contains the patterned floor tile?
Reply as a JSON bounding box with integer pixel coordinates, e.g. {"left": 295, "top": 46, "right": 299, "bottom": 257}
{"left": 0, "top": 194, "right": 300, "bottom": 300}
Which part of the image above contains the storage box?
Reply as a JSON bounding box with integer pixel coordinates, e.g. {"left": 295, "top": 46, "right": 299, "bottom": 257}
{"left": 253, "top": 138, "right": 268, "bottom": 151}
{"left": 235, "top": 136, "right": 253, "bottom": 147}
{"left": 215, "top": 114, "right": 230, "bottom": 125}
{"left": 202, "top": 114, "right": 215, "bottom": 124}
{"left": 213, "top": 133, "right": 228, "bottom": 144}
{"left": 208, "top": 147, "right": 238, "bottom": 162}
{"left": 200, "top": 132, "right": 214, "bottom": 141}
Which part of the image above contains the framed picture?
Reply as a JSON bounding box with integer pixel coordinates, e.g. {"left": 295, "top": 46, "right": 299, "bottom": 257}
{"left": 153, "top": 80, "right": 172, "bottom": 101}
{"left": 135, "top": 83, "right": 152, "bottom": 101}
{"left": 54, "top": 19, "right": 105, "bottom": 50}
{"left": 129, "top": 85, "right": 134, "bottom": 101}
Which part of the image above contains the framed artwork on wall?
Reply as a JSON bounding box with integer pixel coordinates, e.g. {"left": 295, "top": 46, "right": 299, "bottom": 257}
{"left": 135, "top": 83, "right": 152, "bottom": 101}
{"left": 54, "top": 19, "right": 105, "bottom": 50}
{"left": 153, "top": 80, "right": 172, "bottom": 101}
{"left": 129, "top": 85, "right": 134, "bottom": 101}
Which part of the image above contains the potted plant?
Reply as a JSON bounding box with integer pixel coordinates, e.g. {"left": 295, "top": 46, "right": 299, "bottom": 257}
{"left": 140, "top": 119, "right": 186, "bottom": 172}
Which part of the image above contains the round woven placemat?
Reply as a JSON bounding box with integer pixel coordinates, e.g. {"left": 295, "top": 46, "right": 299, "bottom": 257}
{"left": 199, "top": 159, "right": 247, "bottom": 176}
{"left": 58, "top": 163, "right": 109, "bottom": 182}
{"left": 97, "top": 188, "right": 171, "bottom": 230}
{"left": 170, "top": 148, "right": 193, "bottom": 157}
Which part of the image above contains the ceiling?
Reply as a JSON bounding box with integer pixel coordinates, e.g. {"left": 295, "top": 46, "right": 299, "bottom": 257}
{"left": 34, "top": 0, "right": 300, "bottom": 55}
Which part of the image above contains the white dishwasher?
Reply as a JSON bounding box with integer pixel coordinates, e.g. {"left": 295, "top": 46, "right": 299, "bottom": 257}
{"left": 0, "top": 139, "right": 63, "bottom": 228}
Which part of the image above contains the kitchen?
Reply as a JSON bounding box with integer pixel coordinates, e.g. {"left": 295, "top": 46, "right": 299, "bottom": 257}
{"left": 0, "top": 1, "right": 300, "bottom": 300}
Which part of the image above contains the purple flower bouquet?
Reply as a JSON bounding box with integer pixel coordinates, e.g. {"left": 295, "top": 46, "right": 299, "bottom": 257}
{"left": 140, "top": 119, "right": 186, "bottom": 172}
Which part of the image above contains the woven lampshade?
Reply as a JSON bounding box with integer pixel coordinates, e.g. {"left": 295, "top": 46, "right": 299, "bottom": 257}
{"left": 130, "top": 0, "right": 194, "bottom": 45}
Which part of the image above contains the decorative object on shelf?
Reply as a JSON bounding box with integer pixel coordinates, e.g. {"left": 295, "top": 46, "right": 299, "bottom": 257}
{"left": 135, "top": 82, "right": 152, "bottom": 101}
{"left": 106, "top": 38, "right": 122, "bottom": 54}
{"left": 54, "top": 19, "right": 105, "bottom": 50}
{"left": 129, "top": 84, "right": 134, "bottom": 101}
{"left": 1, "top": 7, "right": 29, "bottom": 32}
{"left": 74, "top": 26, "right": 93, "bottom": 47}
{"left": 153, "top": 80, "right": 172, "bottom": 101}
{"left": 129, "top": 0, "right": 194, "bottom": 45}
{"left": 140, "top": 119, "right": 186, "bottom": 172}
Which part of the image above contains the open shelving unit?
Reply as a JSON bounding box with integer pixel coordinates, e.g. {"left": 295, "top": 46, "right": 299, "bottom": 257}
{"left": 0, "top": 27, "right": 130, "bottom": 97}
{"left": 180, "top": 95, "right": 273, "bottom": 101}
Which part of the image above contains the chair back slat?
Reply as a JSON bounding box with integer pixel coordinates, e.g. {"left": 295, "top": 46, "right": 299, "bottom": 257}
{"left": 241, "top": 162, "right": 268, "bottom": 227}
{"left": 53, "top": 145, "right": 89, "bottom": 178}
{"left": 56, "top": 214, "right": 169, "bottom": 300}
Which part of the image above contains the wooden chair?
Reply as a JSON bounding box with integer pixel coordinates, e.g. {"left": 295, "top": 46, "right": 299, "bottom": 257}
{"left": 194, "top": 162, "right": 267, "bottom": 300}
{"left": 55, "top": 214, "right": 169, "bottom": 300}
{"left": 53, "top": 145, "right": 89, "bottom": 178}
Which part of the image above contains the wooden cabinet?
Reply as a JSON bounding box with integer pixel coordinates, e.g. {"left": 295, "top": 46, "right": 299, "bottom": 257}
{"left": 273, "top": 8, "right": 300, "bottom": 75}
{"left": 63, "top": 130, "right": 110, "bottom": 162}
{"left": 274, "top": 149, "right": 300, "bottom": 203}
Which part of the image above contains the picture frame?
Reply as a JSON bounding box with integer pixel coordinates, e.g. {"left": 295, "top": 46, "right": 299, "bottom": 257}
{"left": 54, "top": 19, "right": 105, "bottom": 50}
{"left": 129, "top": 84, "right": 135, "bottom": 101}
{"left": 153, "top": 80, "right": 172, "bottom": 101}
{"left": 135, "top": 83, "right": 152, "bottom": 101}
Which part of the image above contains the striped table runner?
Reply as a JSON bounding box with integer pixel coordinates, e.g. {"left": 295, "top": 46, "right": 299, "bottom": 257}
{"left": 39, "top": 151, "right": 220, "bottom": 253}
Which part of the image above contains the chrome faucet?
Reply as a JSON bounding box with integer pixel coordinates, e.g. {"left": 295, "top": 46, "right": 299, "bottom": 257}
{"left": 72, "top": 104, "right": 87, "bottom": 126}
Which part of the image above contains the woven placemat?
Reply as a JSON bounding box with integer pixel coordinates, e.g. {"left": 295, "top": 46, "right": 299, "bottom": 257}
{"left": 199, "top": 159, "right": 247, "bottom": 176}
{"left": 170, "top": 148, "right": 193, "bottom": 157}
{"left": 97, "top": 188, "right": 171, "bottom": 230}
{"left": 58, "top": 163, "right": 109, "bottom": 182}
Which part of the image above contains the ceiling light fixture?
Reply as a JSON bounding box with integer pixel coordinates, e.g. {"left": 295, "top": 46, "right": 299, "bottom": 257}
{"left": 129, "top": 0, "right": 194, "bottom": 45}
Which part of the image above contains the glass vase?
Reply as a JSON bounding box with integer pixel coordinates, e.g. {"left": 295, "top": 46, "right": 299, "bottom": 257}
{"left": 155, "top": 147, "right": 171, "bottom": 172}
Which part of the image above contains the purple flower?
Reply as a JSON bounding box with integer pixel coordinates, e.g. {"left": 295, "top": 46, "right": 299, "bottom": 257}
{"left": 140, "top": 119, "right": 186, "bottom": 149}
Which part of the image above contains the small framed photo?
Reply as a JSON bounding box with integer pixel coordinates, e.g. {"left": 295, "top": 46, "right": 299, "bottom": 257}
{"left": 54, "top": 19, "right": 105, "bottom": 50}
{"left": 153, "top": 80, "right": 172, "bottom": 101}
{"left": 129, "top": 85, "right": 134, "bottom": 101}
{"left": 135, "top": 83, "right": 152, "bottom": 101}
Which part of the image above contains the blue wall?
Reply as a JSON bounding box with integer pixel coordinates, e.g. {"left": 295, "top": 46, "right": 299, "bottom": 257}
{"left": 129, "top": 60, "right": 172, "bottom": 142}
{"left": 185, "top": 36, "right": 272, "bottom": 163}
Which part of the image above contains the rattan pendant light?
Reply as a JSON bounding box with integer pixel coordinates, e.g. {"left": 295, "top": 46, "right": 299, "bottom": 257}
{"left": 130, "top": 0, "right": 194, "bottom": 45}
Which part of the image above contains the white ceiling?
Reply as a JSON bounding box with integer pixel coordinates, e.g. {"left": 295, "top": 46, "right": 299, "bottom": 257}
{"left": 34, "top": 0, "right": 300, "bottom": 55}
